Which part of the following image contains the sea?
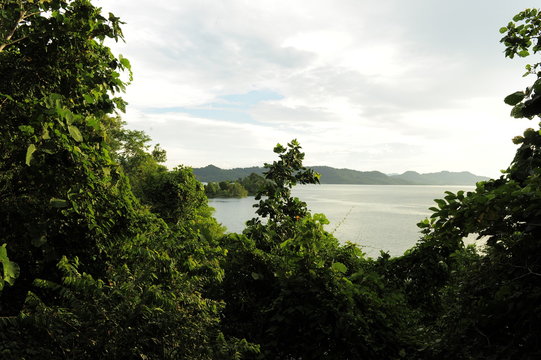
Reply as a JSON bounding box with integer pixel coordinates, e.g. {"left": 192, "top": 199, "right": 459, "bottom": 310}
{"left": 208, "top": 184, "right": 475, "bottom": 257}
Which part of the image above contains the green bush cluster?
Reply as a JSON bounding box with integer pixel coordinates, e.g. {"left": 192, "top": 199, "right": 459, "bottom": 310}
{"left": 205, "top": 181, "right": 248, "bottom": 198}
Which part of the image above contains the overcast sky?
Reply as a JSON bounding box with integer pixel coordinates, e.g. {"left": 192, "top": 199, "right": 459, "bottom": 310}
{"left": 97, "top": 0, "right": 540, "bottom": 178}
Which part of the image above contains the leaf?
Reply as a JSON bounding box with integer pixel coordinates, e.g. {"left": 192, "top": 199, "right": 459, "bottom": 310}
{"left": 50, "top": 198, "right": 68, "bottom": 208}
{"left": 331, "top": 262, "right": 347, "bottom": 274}
{"left": 518, "top": 50, "right": 530, "bottom": 57}
{"left": 119, "top": 55, "right": 131, "bottom": 69}
{"left": 68, "top": 125, "right": 83, "bottom": 142}
{"left": 0, "top": 244, "right": 20, "bottom": 289}
{"left": 504, "top": 91, "right": 526, "bottom": 106}
{"left": 251, "top": 272, "right": 261, "bottom": 280}
{"left": 41, "top": 127, "right": 50, "bottom": 140}
{"left": 25, "top": 144, "right": 36, "bottom": 166}
{"left": 0, "top": 93, "right": 14, "bottom": 101}
{"left": 510, "top": 103, "right": 525, "bottom": 118}
{"left": 83, "top": 94, "right": 95, "bottom": 104}
{"left": 434, "top": 199, "right": 447, "bottom": 208}
{"left": 499, "top": 27, "right": 508, "bottom": 34}
{"left": 533, "top": 79, "right": 541, "bottom": 93}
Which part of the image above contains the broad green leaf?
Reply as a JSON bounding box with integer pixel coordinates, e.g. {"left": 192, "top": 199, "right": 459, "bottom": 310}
{"left": 504, "top": 91, "right": 526, "bottom": 105}
{"left": 499, "top": 27, "right": 508, "bottom": 34}
{"left": 119, "top": 55, "right": 131, "bottom": 69}
{"left": 19, "top": 125, "right": 34, "bottom": 134}
{"left": 25, "top": 144, "right": 36, "bottom": 166}
{"left": 83, "top": 94, "right": 95, "bottom": 104}
{"left": 510, "top": 103, "right": 525, "bottom": 118}
{"left": 68, "top": 125, "right": 83, "bottom": 142}
{"left": 0, "top": 244, "right": 20, "bottom": 289}
{"left": 41, "top": 127, "right": 50, "bottom": 140}
{"left": 518, "top": 50, "right": 530, "bottom": 57}
{"left": 331, "top": 262, "right": 347, "bottom": 274}
{"left": 85, "top": 116, "right": 100, "bottom": 130}
{"left": 434, "top": 199, "right": 447, "bottom": 208}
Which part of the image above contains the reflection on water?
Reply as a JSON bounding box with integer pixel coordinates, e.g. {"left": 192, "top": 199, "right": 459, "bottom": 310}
{"left": 209, "top": 184, "right": 474, "bottom": 257}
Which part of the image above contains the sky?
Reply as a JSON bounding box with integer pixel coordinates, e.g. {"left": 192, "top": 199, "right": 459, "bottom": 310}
{"left": 96, "top": 0, "right": 540, "bottom": 178}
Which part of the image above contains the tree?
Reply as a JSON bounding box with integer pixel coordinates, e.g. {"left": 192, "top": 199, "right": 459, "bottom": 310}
{"left": 0, "top": 0, "right": 133, "bottom": 314}
{"left": 205, "top": 180, "right": 249, "bottom": 198}
{"left": 387, "top": 8, "right": 541, "bottom": 359}
{"left": 212, "top": 140, "right": 416, "bottom": 359}
{"left": 238, "top": 173, "right": 269, "bottom": 196}
{"left": 0, "top": 1, "right": 255, "bottom": 358}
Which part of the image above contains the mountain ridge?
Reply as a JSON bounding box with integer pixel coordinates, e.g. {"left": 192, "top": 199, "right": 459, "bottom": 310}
{"left": 192, "top": 165, "right": 490, "bottom": 185}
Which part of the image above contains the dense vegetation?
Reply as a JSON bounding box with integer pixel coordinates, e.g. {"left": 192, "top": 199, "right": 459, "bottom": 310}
{"left": 1, "top": 1, "right": 541, "bottom": 359}
{"left": 205, "top": 173, "right": 267, "bottom": 198}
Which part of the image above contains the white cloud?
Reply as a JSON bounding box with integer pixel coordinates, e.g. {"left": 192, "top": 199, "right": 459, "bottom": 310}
{"left": 97, "top": 0, "right": 538, "bottom": 178}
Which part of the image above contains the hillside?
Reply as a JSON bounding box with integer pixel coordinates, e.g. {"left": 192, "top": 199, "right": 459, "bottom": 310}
{"left": 390, "top": 170, "right": 490, "bottom": 185}
{"left": 192, "top": 165, "right": 490, "bottom": 185}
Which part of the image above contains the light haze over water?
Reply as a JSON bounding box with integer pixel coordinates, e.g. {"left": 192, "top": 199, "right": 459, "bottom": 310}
{"left": 209, "top": 184, "right": 475, "bottom": 257}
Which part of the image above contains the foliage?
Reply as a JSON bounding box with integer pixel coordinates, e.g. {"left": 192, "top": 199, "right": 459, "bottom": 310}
{"left": 0, "top": 244, "right": 19, "bottom": 292}
{"left": 110, "top": 126, "right": 168, "bottom": 199}
{"left": 204, "top": 173, "right": 269, "bottom": 198}
{"left": 379, "top": 9, "right": 541, "bottom": 359}
{"left": 244, "top": 140, "right": 320, "bottom": 243}
{"left": 500, "top": 8, "right": 541, "bottom": 118}
{"left": 0, "top": 1, "right": 253, "bottom": 358}
{"left": 238, "top": 173, "right": 269, "bottom": 195}
{"left": 4, "top": 0, "right": 541, "bottom": 358}
{"left": 205, "top": 180, "right": 248, "bottom": 198}
{"left": 0, "top": 0, "right": 134, "bottom": 314}
{"left": 212, "top": 140, "right": 417, "bottom": 359}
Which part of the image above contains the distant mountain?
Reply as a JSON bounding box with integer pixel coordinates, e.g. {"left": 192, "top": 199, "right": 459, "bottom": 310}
{"left": 192, "top": 165, "right": 490, "bottom": 185}
{"left": 390, "top": 171, "right": 490, "bottom": 185}
{"left": 193, "top": 165, "right": 264, "bottom": 183}
{"left": 309, "top": 166, "right": 412, "bottom": 185}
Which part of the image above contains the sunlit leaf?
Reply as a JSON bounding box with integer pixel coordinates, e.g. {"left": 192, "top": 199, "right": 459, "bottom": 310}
{"left": 50, "top": 198, "right": 68, "bottom": 208}
{"left": 68, "top": 125, "right": 83, "bottom": 142}
{"left": 331, "top": 262, "right": 347, "bottom": 274}
{"left": 25, "top": 144, "right": 36, "bottom": 166}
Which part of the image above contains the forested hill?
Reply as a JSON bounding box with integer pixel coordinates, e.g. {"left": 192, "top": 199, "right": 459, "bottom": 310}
{"left": 193, "top": 165, "right": 490, "bottom": 185}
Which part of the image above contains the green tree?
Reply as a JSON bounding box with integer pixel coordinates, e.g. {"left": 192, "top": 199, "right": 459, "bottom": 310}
{"left": 205, "top": 180, "right": 249, "bottom": 198}
{"left": 0, "top": 1, "right": 254, "bottom": 358}
{"left": 388, "top": 9, "right": 541, "bottom": 358}
{"left": 0, "top": 0, "right": 133, "bottom": 314}
{"left": 212, "top": 140, "right": 416, "bottom": 359}
{"left": 238, "top": 172, "right": 268, "bottom": 196}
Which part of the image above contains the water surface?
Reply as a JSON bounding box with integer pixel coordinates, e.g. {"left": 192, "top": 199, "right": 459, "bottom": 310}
{"left": 209, "top": 184, "right": 474, "bottom": 256}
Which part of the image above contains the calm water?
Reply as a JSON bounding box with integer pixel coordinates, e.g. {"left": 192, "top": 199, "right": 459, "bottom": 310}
{"left": 209, "top": 184, "right": 474, "bottom": 257}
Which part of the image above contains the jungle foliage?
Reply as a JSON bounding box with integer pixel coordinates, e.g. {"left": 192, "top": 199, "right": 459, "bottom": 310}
{"left": 205, "top": 180, "right": 248, "bottom": 198}
{"left": 1, "top": 1, "right": 541, "bottom": 359}
{"left": 205, "top": 173, "right": 268, "bottom": 198}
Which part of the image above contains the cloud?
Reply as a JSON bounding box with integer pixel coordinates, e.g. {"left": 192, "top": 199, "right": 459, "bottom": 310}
{"left": 97, "top": 0, "right": 537, "bottom": 178}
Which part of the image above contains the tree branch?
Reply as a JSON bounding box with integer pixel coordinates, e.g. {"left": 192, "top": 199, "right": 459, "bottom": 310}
{"left": 0, "top": 8, "right": 34, "bottom": 53}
